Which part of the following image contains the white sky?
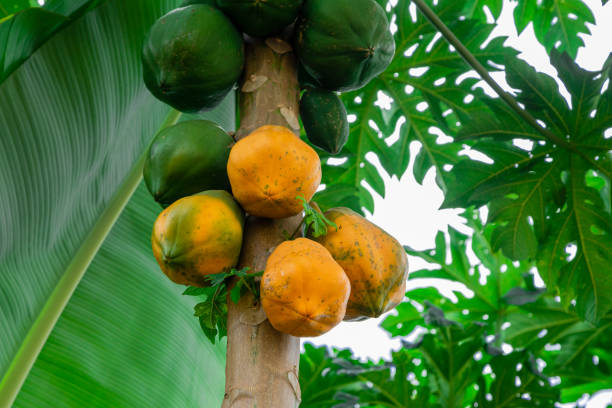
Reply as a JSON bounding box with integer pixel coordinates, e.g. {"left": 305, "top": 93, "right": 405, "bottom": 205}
{"left": 306, "top": 0, "right": 612, "bottom": 406}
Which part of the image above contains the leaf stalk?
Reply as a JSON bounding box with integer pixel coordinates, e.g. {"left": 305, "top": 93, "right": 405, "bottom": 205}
{"left": 410, "top": 0, "right": 604, "bottom": 173}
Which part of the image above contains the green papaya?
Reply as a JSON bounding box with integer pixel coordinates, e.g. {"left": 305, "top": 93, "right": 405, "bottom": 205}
{"left": 300, "top": 88, "right": 349, "bottom": 155}
{"left": 142, "top": 5, "right": 244, "bottom": 113}
{"left": 216, "top": 0, "right": 303, "bottom": 38}
{"left": 295, "top": 0, "right": 395, "bottom": 92}
{"left": 298, "top": 63, "right": 320, "bottom": 89}
{"left": 180, "top": 0, "right": 215, "bottom": 6}
{"left": 144, "top": 120, "right": 234, "bottom": 207}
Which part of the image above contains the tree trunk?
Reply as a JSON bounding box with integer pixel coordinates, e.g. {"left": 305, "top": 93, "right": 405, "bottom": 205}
{"left": 222, "top": 38, "right": 302, "bottom": 408}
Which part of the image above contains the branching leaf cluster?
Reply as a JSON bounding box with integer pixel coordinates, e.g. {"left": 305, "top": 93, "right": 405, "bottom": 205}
{"left": 183, "top": 267, "right": 262, "bottom": 343}
{"left": 297, "top": 196, "right": 337, "bottom": 238}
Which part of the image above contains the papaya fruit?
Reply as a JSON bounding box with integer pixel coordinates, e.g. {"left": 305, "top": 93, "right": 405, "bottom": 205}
{"left": 300, "top": 88, "right": 349, "bottom": 155}
{"left": 227, "top": 125, "right": 321, "bottom": 218}
{"left": 295, "top": 0, "right": 395, "bottom": 92}
{"left": 152, "top": 190, "right": 244, "bottom": 287}
{"left": 142, "top": 5, "right": 244, "bottom": 113}
{"left": 143, "top": 120, "right": 234, "bottom": 207}
{"left": 216, "top": 0, "right": 303, "bottom": 38}
{"left": 261, "top": 238, "right": 350, "bottom": 337}
{"left": 297, "top": 63, "right": 320, "bottom": 89}
{"left": 180, "top": 0, "right": 215, "bottom": 6}
{"left": 308, "top": 207, "right": 408, "bottom": 320}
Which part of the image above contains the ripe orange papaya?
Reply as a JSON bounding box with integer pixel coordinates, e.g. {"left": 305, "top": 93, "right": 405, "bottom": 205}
{"left": 261, "top": 238, "right": 350, "bottom": 337}
{"left": 227, "top": 125, "right": 321, "bottom": 218}
{"left": 152, "top": 190, "right": 244, "bottom": 287}
{"left": 308, "top": 207, "right": 408, "bottom": 320}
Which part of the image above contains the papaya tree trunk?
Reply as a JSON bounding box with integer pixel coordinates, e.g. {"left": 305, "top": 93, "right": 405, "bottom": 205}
{"left": 222, "top": 38, "right": 302, "bottom": 408}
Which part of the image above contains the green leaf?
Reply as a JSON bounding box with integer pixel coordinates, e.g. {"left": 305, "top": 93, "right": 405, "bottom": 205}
{"left": 0, "top": 0, "right": 35, "bottom": 17}
{"left": 346, "top": 349, "right": 431, "bottom": 407}
{"left": 504, "top": 303, "right": 581, "bottom": 348}
{"left": 418, "top": 322, "right": 486, "bottom": 406}
{"left": 183, "top": 286, "right": 208, "bottom": 296}
{"left": 444, "top": 52, "right": 612, "bottom": 321}
{"left": 502, "top": 287, "right": 546, "bottom": 306}
{"left": 539, "top": 156, "right": 612, "bottom": 322}
{"left": 12, "top": 185, "right": 227, "bottom": 407}
{"left": 317, "top": 0, "right": 519, "bottom": 210}
{"left": 229, "top": 282, "right": 243, "bottom": 304}
{"left": 0, "top": 0, "right": 107, "bottom": 83}
{"left": 381, "top": 301, "right": 423, "bottom": 338}
{"left": 299, "top": 344, "right": 365, "bottom": 408}
{"left": 476, "top": 352, "right": 559, "bottom": 407}
{"left": 514, "top": 0, "right": 595, "bottom": 58}
{"left": 0, "top": 0, "right": 234, "bottom": 405}
{"left": 207, "top": 273, "right": 230, "bottom": 287}
{"left": 300, "top": 196, "right": 337, "bottom": 238}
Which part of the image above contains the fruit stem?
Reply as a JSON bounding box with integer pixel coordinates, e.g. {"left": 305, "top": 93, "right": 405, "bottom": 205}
{"left": 411, "top": 0, "right": 607, "bottom": 177}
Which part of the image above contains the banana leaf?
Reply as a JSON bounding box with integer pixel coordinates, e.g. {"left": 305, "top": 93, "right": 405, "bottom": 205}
{"left": 0, "top": 0, "right": 232, "bottom": 406}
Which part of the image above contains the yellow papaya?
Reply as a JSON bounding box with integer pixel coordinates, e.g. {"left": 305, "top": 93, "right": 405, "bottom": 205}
{"left": 227, "top": 125, "right": 321, "bottom": 218}
{"left": 151, "top": 190, "right": 244, "bottom": 287}
{"left": 261, "top": 238, "right": 350, "bottom": 337}
{"left": 308, "top": 207, "right": 408, "bottom": 320}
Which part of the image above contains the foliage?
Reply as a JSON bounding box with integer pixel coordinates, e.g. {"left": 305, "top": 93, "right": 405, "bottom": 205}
{"left": 300, "top": 213, "right": 612, "bottom": 406}
{"left": 0, "top": 0, "right": 106, "bottom": 82}
{"left": 303, "top": 0, "right": 611, "bottom": 404}
{"left": 0, "top": 0, "right": 231, "bottom": 406}
{"left": 445, "top": 51, "right": 612, "bottom": 323}
{"left": 1, "top": 0, "right": 611, "bottom": 406}
{"left": 298, "top": 196, "right": 337, "bottom": 238}
{"left": 184, "top": 267, "right": 263, "bottom": 343}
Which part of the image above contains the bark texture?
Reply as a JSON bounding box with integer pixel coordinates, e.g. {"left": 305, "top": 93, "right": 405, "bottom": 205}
{"left": 222, "top": 38, "right": 302, "bottom": 408}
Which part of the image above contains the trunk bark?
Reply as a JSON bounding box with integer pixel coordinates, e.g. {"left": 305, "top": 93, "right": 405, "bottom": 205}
{"left": 222, "top": 38, "right": 302, "bottom": 408}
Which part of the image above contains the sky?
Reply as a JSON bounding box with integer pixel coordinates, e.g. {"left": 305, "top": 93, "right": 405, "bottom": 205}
{"left": 307, "top": 0, "right": 612, "bottom": 406}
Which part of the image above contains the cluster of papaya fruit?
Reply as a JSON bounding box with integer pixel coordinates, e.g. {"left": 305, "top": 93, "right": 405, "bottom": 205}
{"left": 142, "top": 0, "right": 395, "bottom": 154}
{"left": 142, "top": 0, "right": 407, "bottom": 338}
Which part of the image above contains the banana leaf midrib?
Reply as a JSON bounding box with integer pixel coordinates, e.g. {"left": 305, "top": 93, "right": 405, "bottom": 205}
{"left": 0, "top": 109, "right": 182, "bottom": 408}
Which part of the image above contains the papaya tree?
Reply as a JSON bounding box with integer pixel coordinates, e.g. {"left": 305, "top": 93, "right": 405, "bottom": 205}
{"left": 1, "top": 0, "right": 611, "bottom": 408}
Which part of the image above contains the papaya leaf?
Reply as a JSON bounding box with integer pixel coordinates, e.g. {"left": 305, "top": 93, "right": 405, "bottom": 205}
{"left": 379, "top": 1, "right": 517, "bottom": 188}
{"left": 193, "top": 285, "right": 228, "bottom": 344}
{"left": 183, "top": 286, "right": 209, "bottom": 296}
{"left": 341, "top": 349, "right": 431, "bottom": 408}
{"left": 380, "top": 301, "right": 423, "bottom": 338}
{"left": 418, "top": 322, "right": 486, "bottom": 406}
{"left": 501, "top": 287, "right": 546, "bottom": 306}
{"left": 402, "top": 214, "right": 530, "bottom": 324}
{"left": 318, "top": 0, "right": 519, "bottom": 212}
{"left": 299, "top": 196, "right": 337, "bottom": 237}
{"left": 444, "top": 52, "right": 612, "bottom": 322}
{"left": 461, "top": 0, "right": 503, "bottom": 21}
{"left": 299, "top": 344, "right": 365, "bottom": 408}
{"left": 475, "top": 352, "right": 558, "bottom": 407}
{"left": 513, "top": 0, "right": 595, "bottom": 58}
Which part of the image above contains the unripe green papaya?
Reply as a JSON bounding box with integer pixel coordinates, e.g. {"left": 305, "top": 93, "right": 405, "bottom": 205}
{"left": 298, "top": 63, "right": 320, "bottom": 89}
{"left": 142, "top": 5, "right": 244, "bottom": 113}
{"left": 216, "top": 0, "right": 303, "bottom": 38}
{"left": 144, "top": 120, "right": 234, "bottom": 207}
{"left": 180, "top": 0, "right": 215, "bottom": 6}
{"left": 300, "top": 88, "right": 349, "bottom": 155}
{"left": 295, "top": 0, "right": 395, "bottom": 92}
